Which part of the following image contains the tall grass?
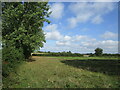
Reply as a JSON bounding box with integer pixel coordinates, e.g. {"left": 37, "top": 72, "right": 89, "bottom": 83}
{"left": 3, "top": 56, "right": 119, "bottom": 88}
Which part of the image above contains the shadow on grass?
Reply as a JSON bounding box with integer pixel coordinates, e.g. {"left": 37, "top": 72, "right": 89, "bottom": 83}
{"left": 26, "top": 59, "right": 36, "bottom": 62}
{"left": 61, "top": 59, "right": 120, "bottom": 75}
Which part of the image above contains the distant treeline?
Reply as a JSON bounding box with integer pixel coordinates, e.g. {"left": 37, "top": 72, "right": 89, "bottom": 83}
{"left": 32, "top": 51, "right": 83, "bottom": 57}
{"left": 102, "top": 53, "right": 120, "bottom": 57}
{"left": 87, "top": 53, "right": 120, "bottom": 57}
{"left": 32, "top": 51, "right": 120, "bottom": 57}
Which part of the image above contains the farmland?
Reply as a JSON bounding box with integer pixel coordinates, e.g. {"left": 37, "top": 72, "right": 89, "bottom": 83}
{"left": 3, "top": 56, "right": 120, "bottom": 88}
{"left": 2, "top": 2, "right": 119, "bottom": 89}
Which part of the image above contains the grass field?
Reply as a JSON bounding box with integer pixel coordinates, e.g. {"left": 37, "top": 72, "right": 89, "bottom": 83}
{"left": 3, "top": 56, "right": 120, "bottom": 88}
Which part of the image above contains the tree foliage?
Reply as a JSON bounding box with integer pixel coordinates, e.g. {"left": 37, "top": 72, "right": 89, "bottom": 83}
{"left": 2, "top": 2, "right": 51, "bottom": 59}
{"left": 95, "top": 48, "right": 103, "bottom": 56}
{"left": 2, "top": 2, "right": 51, "bottom": 78}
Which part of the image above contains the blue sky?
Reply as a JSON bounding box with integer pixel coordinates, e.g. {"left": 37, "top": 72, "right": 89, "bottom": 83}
{"left": 40, "top": 2, "right": 118, "bottom": 53}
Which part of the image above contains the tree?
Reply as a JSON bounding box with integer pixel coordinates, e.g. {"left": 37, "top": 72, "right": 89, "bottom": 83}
{"left": 48, "top": 51, "right": 50, "bottom": 53}
{"left": 95, "top": 48, "right": 103, "bottom": 56}
{"left": 2, "top": 2, "right": 51, "bottom": 59}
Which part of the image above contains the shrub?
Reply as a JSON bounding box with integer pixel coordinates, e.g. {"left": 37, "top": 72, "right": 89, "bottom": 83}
{"left": 2, "top": 47, "right": 25, "bottom": 77}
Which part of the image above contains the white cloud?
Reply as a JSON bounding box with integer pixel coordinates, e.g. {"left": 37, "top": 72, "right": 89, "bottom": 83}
{"left": 68, "top": 2, "right": 115, "bottom": 28}
{"left": 81, "top": 40, "right": 118, "bottom": 48}
{"left": 43, "top": 24, "right": 118, "bottom": 53}
{"left": 41, "top": 39, "right": 118, "bottom": 53}
{"left": 62, "top": 40, "right": 117, "bottom": 53}
{"left": 56, "top": 41, "right": 71, "bottom": 46}
{"left": 49, "top": 3, "right": 64, "bottom": 19}
{"left": 68, "top": 17, "right": 77, "bottom": 28}
{"left": 44, "top": 24, "right": 72, "bottom": 41}
{"left": 101, "top": 31, "right": 118, "bottom": 39}
{"left": 55, "top": 34, "right": 96, "bottom": 47}
{"left": 44, "top": 24, "right": 63, "bottom": 40}
{"left": 45, "top": 31, "right": 63, "bottom": 40}
{"left": 92, "top": 15, "right": 103, "bottom": 24}
{"left": 44, "top": 24, "right": 57, "bottom": 31}
{"left": 72, "top": 35, "right": 89, "bottom": 41}
{"left": 100, "top": 40, "right": 118, "bottom": 47}
{"left": 64, "top": 35, "right": 71, "bottom": 41}
{"left": 54, "top": 34, "right": 118, "bottom": 53}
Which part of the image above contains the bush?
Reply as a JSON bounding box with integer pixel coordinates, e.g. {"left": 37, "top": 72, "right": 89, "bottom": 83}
{"left": 2, "top": 47, "right": 25, "bottom": 77}
{"left": 32, "top": 51, "right": 83, "bottom": 57}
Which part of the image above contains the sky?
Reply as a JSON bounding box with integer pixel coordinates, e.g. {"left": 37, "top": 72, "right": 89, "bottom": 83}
{"left": 40, "top": 2, "right": 118, "bottom": 54}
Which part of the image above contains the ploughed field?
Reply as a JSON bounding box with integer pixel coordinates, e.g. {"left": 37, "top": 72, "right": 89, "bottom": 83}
{"left": 3, "top": 56, "right": 120, "bottom": 88}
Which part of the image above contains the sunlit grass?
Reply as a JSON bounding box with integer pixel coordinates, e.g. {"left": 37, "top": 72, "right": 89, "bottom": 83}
{"left": 3, "top": 56, "right": 119, "bottom": 88}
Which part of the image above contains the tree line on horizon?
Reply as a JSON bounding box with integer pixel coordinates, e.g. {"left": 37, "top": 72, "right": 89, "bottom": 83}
{"left": 33, "top": 48, "right": 120, "bottom": 57}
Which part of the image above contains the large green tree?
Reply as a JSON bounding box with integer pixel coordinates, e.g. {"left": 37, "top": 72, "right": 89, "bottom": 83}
{"left": 2, "top": 2, "right": 51, "bottom": 59}
{"left": 95, "top": 47, "right": 103, "bottom": 56}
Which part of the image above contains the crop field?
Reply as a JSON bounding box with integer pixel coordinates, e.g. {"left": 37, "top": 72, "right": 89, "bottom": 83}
{"left": 3, "top": 56, "right": 120, "bottom": 88}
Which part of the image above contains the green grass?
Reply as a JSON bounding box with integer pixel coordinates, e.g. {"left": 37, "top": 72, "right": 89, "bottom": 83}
{"left": 50, "top": 56, "right": 119, "bottom": 60}
{"left": 3, "top": 56, "right": 120, "bottom": 88}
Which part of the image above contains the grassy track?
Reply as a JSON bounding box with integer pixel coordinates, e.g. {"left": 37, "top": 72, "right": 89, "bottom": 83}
{"left": 3, "top": 56, "right": 120, "bottom": 88}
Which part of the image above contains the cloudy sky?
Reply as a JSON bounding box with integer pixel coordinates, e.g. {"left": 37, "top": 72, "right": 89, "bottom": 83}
{"left": 40, "top": 2, "right": 118, "bottom": 54}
